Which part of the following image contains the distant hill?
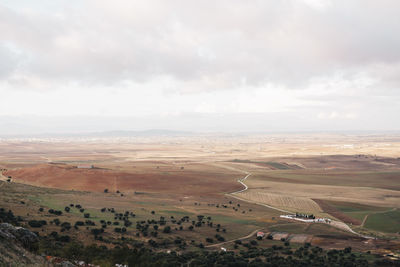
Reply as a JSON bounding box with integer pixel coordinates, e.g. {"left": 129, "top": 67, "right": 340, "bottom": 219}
{"left": 0, "top": 129, "right": 195, "bottom": 138}
{"left": 85, "top": 129, "right": 195, "bottom": 137}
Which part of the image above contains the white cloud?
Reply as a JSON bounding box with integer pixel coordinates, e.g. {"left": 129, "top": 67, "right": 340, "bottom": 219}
{"left": 0, "top": 0, "right": 399, "bottom": 133}
{"left": 301, "top": 0, "right": 332, "bottom": 10}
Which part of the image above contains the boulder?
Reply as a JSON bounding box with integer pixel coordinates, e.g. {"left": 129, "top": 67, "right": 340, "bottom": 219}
{"left": 0, "top": 223, "right": 46, "bottom": 265}
{"left": 0, "top": 223, "right": 38, "bottom": 249}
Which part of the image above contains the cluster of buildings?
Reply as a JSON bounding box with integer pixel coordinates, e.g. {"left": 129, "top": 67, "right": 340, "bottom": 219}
{"left": 280, "top": 214, "right": 331, "bottom": 224}
{"left": 295, "top": 213, "right": 315, "bottom": 219}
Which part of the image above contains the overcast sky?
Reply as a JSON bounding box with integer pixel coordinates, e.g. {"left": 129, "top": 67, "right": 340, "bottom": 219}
{"left": 0, "top": 0, "right": 399, "bottom": 134}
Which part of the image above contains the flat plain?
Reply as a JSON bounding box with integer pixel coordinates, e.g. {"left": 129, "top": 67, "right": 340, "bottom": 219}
{"left": 1, "top": 133, "right": 399, "bottom": 257}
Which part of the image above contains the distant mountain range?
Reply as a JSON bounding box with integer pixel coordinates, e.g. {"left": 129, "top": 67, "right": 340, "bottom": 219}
{"left": 81, "top": 129, "right": 195, "bottom": 137}
{"left": 0, "top": 129, "right": 196, "bottom": 138}
{"left": 2, "top": 128, "right": 400, "bottom": 139}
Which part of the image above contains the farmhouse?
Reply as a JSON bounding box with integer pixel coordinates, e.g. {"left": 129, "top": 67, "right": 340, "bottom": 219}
{"left": 256, "top": 231, "right": 265, "bottom": 238}
{"left": 77, "top": 164, "right": 94, "bottom": 169}
{"left": 280, "top": 214, "right": 332, "bottom": 224}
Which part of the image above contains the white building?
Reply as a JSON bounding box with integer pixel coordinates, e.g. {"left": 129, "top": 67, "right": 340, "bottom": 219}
{"left": 77, "top": 164, "right": 94, "bottom": 169}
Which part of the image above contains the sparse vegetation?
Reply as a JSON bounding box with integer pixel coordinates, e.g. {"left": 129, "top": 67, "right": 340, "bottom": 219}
{"left": 1, "top": 137, "right": 400, "bottom": 266}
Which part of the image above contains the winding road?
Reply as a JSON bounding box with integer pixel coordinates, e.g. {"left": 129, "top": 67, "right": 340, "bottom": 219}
{"left": 0, "top": 171, "right": 8, "bottom": 189}
{"left": 218, "top": 163, "right": 295, "bottom": 214}
{"left": 218, "top": 163, "right": 373, "bottom": 239}
{"left": 231, "top": 173, "right": 250, "bottom": 194}
{"left": 205, "top": 228, "right": 262, "bottom": 248}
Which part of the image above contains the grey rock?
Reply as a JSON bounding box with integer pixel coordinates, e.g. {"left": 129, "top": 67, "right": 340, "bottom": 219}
{"left": 0, "top": 223, "right": 38, "bottom": 248}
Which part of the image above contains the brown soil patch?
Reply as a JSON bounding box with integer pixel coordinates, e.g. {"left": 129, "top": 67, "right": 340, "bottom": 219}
{"left": 289, "top": 234, "right": 312, "bottom": 243}
{"left": 271, "top": 232, "right": 289, "bottom": 240}
{"left": 5, "top": 163, "right": 242, "bottom": 196}
{"left": 314, "top": 199, "right": 361, "bottom": 225}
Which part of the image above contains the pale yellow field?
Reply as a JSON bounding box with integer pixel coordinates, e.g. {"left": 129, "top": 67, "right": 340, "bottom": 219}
{"left": 1, "top": 134, "right": 400, "bottom": 166}
{"left": 239, "top": 178, "right": 400, "bottom": 209}
{"left": 236, "top": 190, "right": 323, "bottom": 214}
{"left": 1, "top": 133, "right": 400, "bottom": 239}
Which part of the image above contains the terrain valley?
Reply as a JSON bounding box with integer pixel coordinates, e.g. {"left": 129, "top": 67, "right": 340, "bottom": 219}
{"left": 0, "top": 133, "right": 400, "bottom": 266}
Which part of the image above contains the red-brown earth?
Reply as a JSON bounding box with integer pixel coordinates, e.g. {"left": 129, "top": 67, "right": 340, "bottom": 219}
{"left": 5, "top": 163, "right": 242, "bottom": 196}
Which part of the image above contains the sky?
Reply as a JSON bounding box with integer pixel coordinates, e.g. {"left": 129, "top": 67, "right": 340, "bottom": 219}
{"left": 0, "top": 0, "right": 400, "bottom": 134}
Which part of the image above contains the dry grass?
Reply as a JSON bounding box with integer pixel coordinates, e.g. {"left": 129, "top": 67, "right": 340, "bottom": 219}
{"left": 1, "top": 133, "right": 400, "bottom": 246}
{"left": 242, "top": 178, "right": 400, "bottom": 208}
{"left": 236, "top": 190, "right": 322, "bottom": 213}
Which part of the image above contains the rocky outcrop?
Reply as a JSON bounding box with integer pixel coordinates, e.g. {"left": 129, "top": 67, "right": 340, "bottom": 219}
{"left": 0, "top": 223, "right": 46, "bottom": 266}
{"left": 0, "top": 223, "right": 39, "bottom": 250}
{"left": 0, "top": 223, "right": 77, "bottom": 266}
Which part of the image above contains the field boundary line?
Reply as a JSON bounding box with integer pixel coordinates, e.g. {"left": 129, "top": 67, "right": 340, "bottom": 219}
{"left": 361, "top": 214, "right": 369, "bottom": 227}
{"left": 214, "top": 162, "right": 294, "bottom": 214}
{"left": 361, "top": 207, "right": 396, "bottom": 228}
{"left": 231, "top": 173, "right": 251, "bottom": 194}
{"left": 214, "top": 163, "right": 374, "bottom": 239}
{"left": 228, "top": 193, "right": 295, "bottom": 214}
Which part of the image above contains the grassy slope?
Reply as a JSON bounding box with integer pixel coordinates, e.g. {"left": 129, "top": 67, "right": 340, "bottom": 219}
{"left": 327, "top": 201, "right": 388, "bottom": 218}
{"left": 2, "top": 181, "right": 282, "bottom": 248}
{"left": 364, "top": 209, "right": 400, "bottom": 233}
{"left": 251, "top": 170, "right": 400, "bottom": 191}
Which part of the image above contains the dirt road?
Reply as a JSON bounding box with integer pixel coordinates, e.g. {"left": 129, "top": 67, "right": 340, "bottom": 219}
{"left": 361, "top": 208, "right": 396, "bottom": 228}
{"left": 205, "top": 228, "right": 261, "bottom": 248}
{"left": 217, "top": 163, "right": 373, "bottom": 239}
{"left": 0, "top": 171, "right": 8, "bottom": 181}
{"left": 0, "top": 171, "right": 8, "bottom": 189}
{"left": 231, "top": 173, "right": 251, "bottom": 194}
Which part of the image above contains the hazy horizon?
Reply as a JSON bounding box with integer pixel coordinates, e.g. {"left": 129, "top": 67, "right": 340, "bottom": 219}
{"left": 1, "top": 0, "right": 400, "bottom": 134}
{"left": 1, "top": 116, "right": 400, "bottom": 138}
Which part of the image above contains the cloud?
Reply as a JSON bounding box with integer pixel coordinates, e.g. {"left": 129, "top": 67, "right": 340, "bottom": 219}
{"left": 0, "top": 0, "right": 399, "bottom": 91}
{"left": 0, "top": 0, "right": 399, "bottom": 132}
{"left": 0, "top": 43, "right": 21, "bottom": 78}
{"left": 301, "top": 0, "right": 332, "bottom": 10}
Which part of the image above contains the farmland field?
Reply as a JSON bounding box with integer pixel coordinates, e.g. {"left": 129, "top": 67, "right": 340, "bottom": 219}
{"left": 236, "top": 190, "right": 323, "bottom": 213}
{"left": 246, "top": 170, "right": 400, "bottom": 191}
{"left": 1, "top": 133, "right": 400, "bottom": 263}
{"left": 364, "top": 209, "right": 400, "bottom": 233}
{"left": 314, "top": 199, "right": 393, "bottom": 225}
{"left": 237, "top": 176, "right": 400, "bottom": 210}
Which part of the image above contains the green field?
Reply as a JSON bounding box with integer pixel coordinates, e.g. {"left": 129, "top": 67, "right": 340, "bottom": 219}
{"left": 251, "top": 170, "right": 400, "bottom": 191}
{"left": 364, "top": 209, "right": 400, "bottom": 233}
{"left": 230, "top": 159, "right": 292, "bottom": 170}
{"left": 319, "top": 200, "right": 398, "bottom": 231}
{"left": 326, "top": 202, "right": 385, "bottom": 213}
{"left": 327, "top": 201, "right": 389, "bottom": 221}
{"left": 0, "top": 181, "right": 274, "bottom": 249}
{"left": 304, "top": 223, "right": 351, "bottom": 236}
{"left": 268, "top": 222, "right": 351, "bottom": 236}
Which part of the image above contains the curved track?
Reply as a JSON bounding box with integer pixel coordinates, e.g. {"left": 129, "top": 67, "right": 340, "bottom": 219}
{"left": 218, "top": 163, "right": 373, "bottom": 239}
{"left": 205, "top": 228, "right": 262, "bottom": 248}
